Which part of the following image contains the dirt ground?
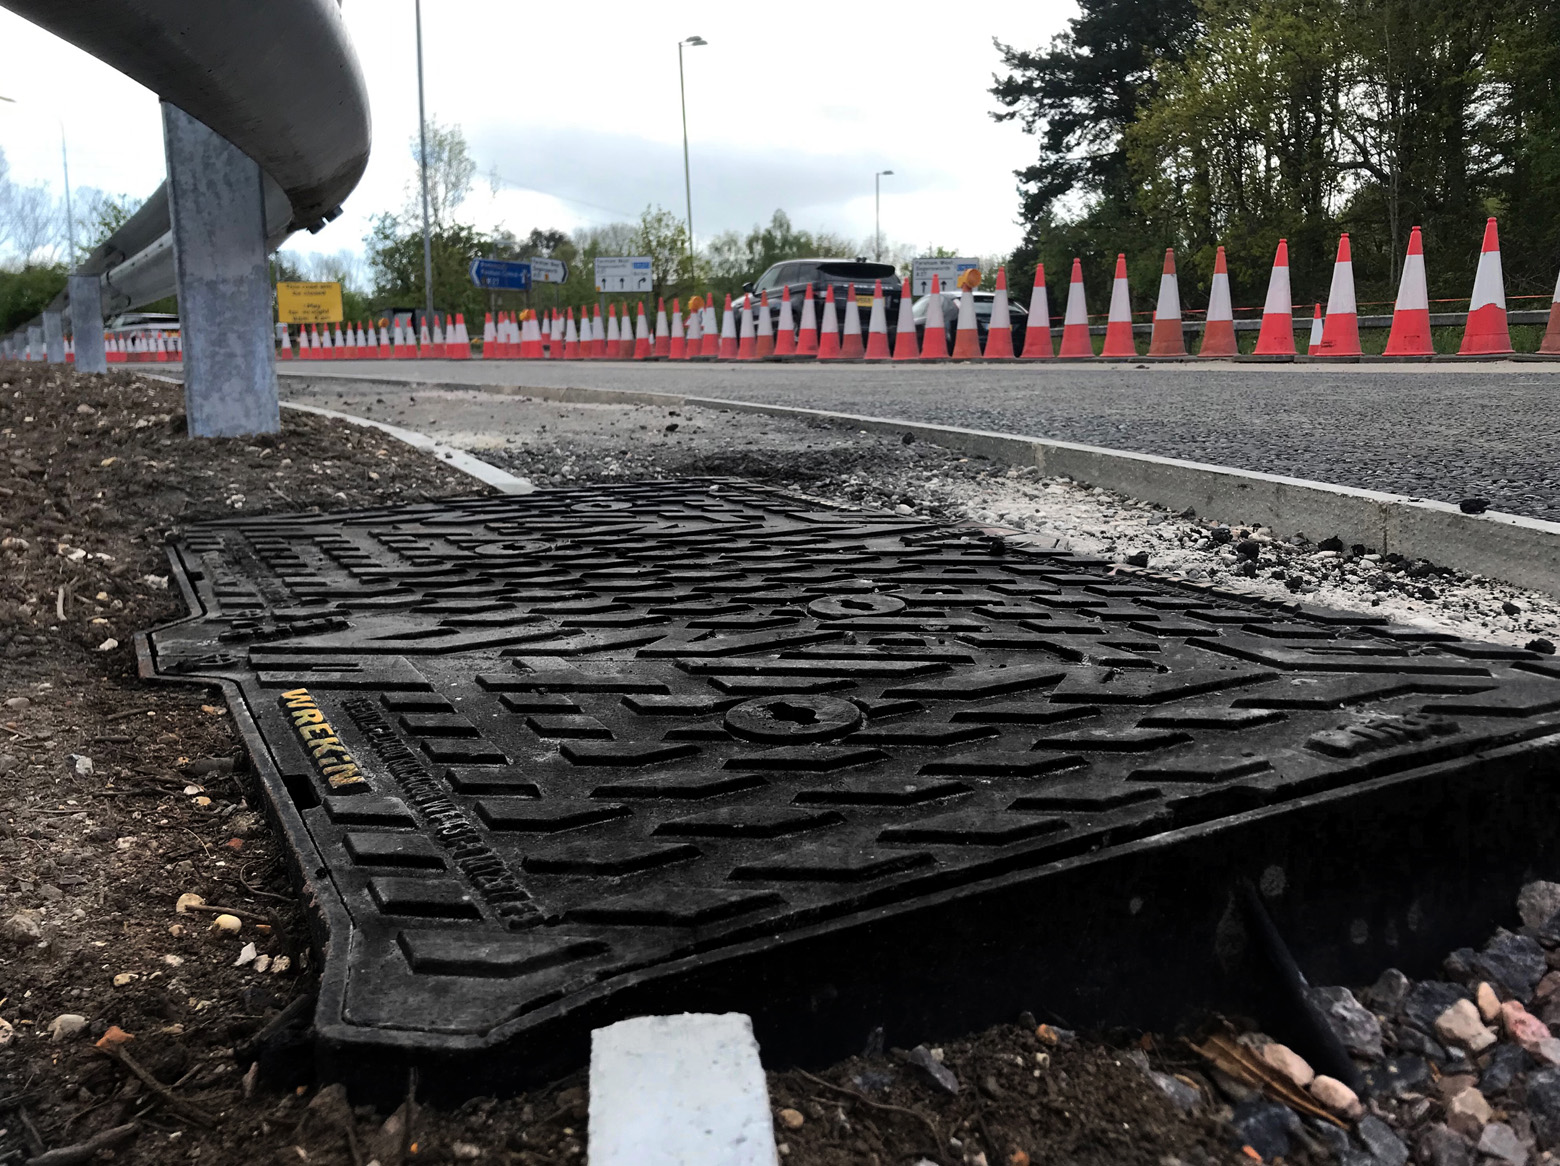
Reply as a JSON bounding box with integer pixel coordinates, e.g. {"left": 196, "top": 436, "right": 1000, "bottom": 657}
{"left": 0, "top": 365, "right": 1325, "bottom": 1165}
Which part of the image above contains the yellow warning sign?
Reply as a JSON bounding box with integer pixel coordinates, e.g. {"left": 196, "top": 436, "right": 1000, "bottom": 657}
{"left": 276, "top": 281, "right": 344, "bottom": 324}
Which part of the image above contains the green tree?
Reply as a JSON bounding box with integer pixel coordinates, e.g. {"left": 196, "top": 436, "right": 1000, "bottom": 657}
{"left": 407, "top": 118, "right": 475, "bottom": 230}
{"left": 364, "top": 213, "right": 489, "bottom": 324}
{"left": 0, "top": 263, "right": 66, "bottom": 333}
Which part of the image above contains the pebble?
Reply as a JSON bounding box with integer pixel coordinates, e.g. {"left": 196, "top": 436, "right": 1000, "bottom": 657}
{"left": 1435, "top": 999, "right": 1497, "bottom": 1053}
{"left": 908, "top": 1045, "right": 959, "bottom": 1094}
{"left": 1480, "top": 1043, "right": 1532, "bottom": 1095}
{"left": 1519, "top": 881, "right": 1560, "bottom": 929}
{"left": 0, "top": 1017, "right": 13, "bottom": 1048}
{"left": 3, "top": 697, "right": 30, "bottom": 711}
{"left": 1256, "top": 1041, "right": 1314, "bottom": 1088}
{"left": 451, "top": 1143, "right": 482, "bottom": 1161}
{"left": 1477, "top": 981, "right": 1502, "bottom": 1022}
{"left": 1357, "top": 1114, "right": 1409, "bottom": 1166}
{"left": 1309, "top": 1075, "right": 1363, "bottom": 1119}
{"left": 1474, "top": 931, "right": 1547, "bottom": 1000}
{"left": 1367, "top": 968, "right": 1413, "bottom": 1014}
{"left": 4, "top": 910, "right": 42, "bottom": 944}
{"left": 1500, "top": 1001, "right": 1556, "bottom": 1059}
{"left": 49, "top": 1013, "right": 88, "bottom": 1041}
{"left": 1528, "top": 1067, "right": 1560, "bottom": 1149}
{"left": 213, "top": 913, "right": 242, "bottom": 934}
{"left": 1475, "top": 1122, "right": 1528, "bottom": 1166}
{"left": 234, "top": 942, "right": 257, "bottom": 967}
{"left": 1308, "top": 985, "right": 1383, "bottom": 1059}
{"left": 1229, "top": 1099, "right": 1301, "bottom": 1160}
{"left": 175, "top": 892, "right": 205, "bottom": 914}
{"left": 777, "top": 1108, "right": 805, "bottom": 1130}
{"left": 1417, "top": 1122, "right": 1474, "bottom": 1166}
{"left": 1444, "top": 1086, "right": 1492, "bottom": 1137}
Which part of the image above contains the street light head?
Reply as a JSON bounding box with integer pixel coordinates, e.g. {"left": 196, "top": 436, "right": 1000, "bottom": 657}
{"left": 882, "top": 169, "right": 894, "bottom": 176}
{"left": 684, "top": 35, "right": 707, "bottom": 46}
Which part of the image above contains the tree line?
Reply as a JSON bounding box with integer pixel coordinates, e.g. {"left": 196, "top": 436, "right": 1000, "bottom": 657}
{"left": 992, "top": 0, "right": 1560, "bottom": 316}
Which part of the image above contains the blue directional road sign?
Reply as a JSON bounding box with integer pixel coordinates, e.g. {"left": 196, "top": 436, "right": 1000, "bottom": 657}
{"left": 469, "top": 258, "right": 532, "bottom": 291}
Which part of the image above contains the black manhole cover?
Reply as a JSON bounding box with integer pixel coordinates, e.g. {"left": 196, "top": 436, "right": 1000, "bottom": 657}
{"left": 138, "top": 478, "right": 1560, "bottom": 1098}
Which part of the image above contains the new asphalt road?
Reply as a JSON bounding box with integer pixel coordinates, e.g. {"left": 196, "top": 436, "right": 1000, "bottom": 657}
{"left": 276, "top": 359, "right": 1560, "bottom": 521}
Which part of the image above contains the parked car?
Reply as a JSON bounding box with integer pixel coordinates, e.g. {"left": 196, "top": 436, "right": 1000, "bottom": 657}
{"left": 743, "top": 258, "right": 903, "bottom": 332}
{"left": 912, "top": 290, "right": 1029, "bottom": 352}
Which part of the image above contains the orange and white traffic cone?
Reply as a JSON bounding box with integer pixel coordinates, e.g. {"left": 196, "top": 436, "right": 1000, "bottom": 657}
{"left": 1021, "top": 265, "right": 1052, "bottom": 358}
{"left": 359, "top": 321, "right": 375, "bottom": 359}
{"left": 669, "top": 298, "right": 686, "bottom": 359}
{"left": 633, "top": 302, "right": 652, "bottom": 359}
{"left": 1253, "top": 240, "right": 1295, "bottom": 356}
{"left": 982, "top": 268, "right": 1015, "bottom": 359}
{"left": 418, "top": 317, "right": 434, "bottom": 358}
{"left": 154, "top": 330, "right": 169, "bottom": 362}
{"left": 377, "top": 319, "right": 391, "bottom": 358}
{"left": 737, "top": 294, "right": 758, "bottom": 360}
{"left": 277, "top": 322, "right": 293, "bottom": 360}
{"left": 552, "top": 311, "right": 566, "bottom": 359}
{"left": 893, "top": 274, "right": 919, "bottom": 360}
{"left": 1307, "top": 304, "right": 1324, "bottom": 356}
{"left": 865, "top": 280, "right": 892, "bottom": 360}
{"left": 718, "top": 293, "right": 739, "bottom": 359}
{"left": 951, "top": 282, "right": 982, "bottom": 359}
{"left": 64, "top": 335, "right": 73, "bottom": 363}
{"left": 1317, "top": 235, "right": 1362, "bottom": 356}
{"left": 319, "top": 324, "right": 335, "bottom": 361}
{"left": 796, "top": 285, "right": 820, "bottom": 357}
{"left": 1058, "top": 259, "right": 1093, "bottom": 357}
{"left": 840, "top": 283, "right": 865, "bottom": 359}
{"left": 920, "top": 275, "right": 948, "bottom": 360}
{"left": 1460, "top": 217, "right": 1512, "bottom": 355}
{"left": 756, "top": 291, "right": 775, "bottom": 359}
{"left": 481, "top": 312, "right": 497, "bottom": 358}
{"left": 1101, "top": 254, "right": 1137, "bottom": 357}
{"left": 1383, "top": 226, "right": 1433, "bottom": 357}
{"left": 701, "top": 295, "right": 720, "bottom": 358}
{"left": 773, "top": 291, "right": 797, "bottom": 358}
{"left": 430, "top": 317, "right": 446, "bottom": 360}
{"left": 1540, "top": 269, "right": 1560, "bottom": 355}
{"left": 604, "top": 304, "right": 620, "bottom": 359}
{"left": 654, "top": 298, "right": 671, "bottom": 358}
{"left": 563, "top": 308, "right": 581, "bottom": 359}
{"left": 506, "top": 311, "right": 521, "bottom": 358}
{"left": 1199, "top": 247, "right": 1239, "bottom": 357}
{"left": 817, "top": 285, "right": 842, "bottom": 359}
{"left": 618, "top": 306, "right": 635, "bottom": 359}
{"left": 1147, "top": 249, "right": 1186, "bottom": 357}
{"left": 684, "top": 297, "right": 703, "bottom": 356}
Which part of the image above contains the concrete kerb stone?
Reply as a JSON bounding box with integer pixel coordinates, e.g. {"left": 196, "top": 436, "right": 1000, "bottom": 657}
{"left": 588, "top": 1013, "right": 780, "bottom": 1166}
{"left": 272, "top": 370, "right": 1560, "bottom": 598}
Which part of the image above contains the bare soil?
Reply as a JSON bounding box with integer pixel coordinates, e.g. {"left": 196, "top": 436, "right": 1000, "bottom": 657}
{"left": 0, "top": 366, "right": 1287, "bottom": 1166}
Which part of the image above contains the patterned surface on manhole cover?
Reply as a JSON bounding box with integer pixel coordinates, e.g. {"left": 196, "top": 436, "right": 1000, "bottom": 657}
{"left": 140, "top": 479, "right": 1560, "bottom": 1085}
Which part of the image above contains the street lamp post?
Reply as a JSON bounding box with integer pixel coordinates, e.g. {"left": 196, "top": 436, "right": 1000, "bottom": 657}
{"left": 677, "top": 36, "right": 707, "bottom": 264}
{"left": 874, "top": 170, "right": 894, "bottom": 263}
{"left": 415, "top": 0, "right": 434, "bottom": 330}
{"left": 0, "top": 95, "right": 76, "bottom": 266}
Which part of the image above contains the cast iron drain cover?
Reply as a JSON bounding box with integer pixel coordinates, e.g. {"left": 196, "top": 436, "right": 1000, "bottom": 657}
{"left": 140, "top": 479, "right": 1560, "bottom": 1096}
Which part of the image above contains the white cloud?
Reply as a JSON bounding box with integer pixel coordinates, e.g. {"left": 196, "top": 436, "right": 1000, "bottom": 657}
{"left": 0, "top": 1, "right": 1075, "bottom": 268}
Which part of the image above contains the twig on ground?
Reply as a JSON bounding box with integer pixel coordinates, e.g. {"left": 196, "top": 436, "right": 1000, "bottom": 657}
{"left": 795, "top": 1068, "right": 943, "bottom": 1152}
{"left": 23, "top": 1122, "right": 139, "bottom": 1166}
{"left": 92, "top": 1047, "right": 216, "bottom": 1128}
{"left": 179, "top": 902, "right": 274, "bottom": 924}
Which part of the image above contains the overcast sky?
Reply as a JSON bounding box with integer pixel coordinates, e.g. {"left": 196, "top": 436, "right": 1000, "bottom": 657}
{"left": 0, "top": 2, "right": 1073, "bottom": 268}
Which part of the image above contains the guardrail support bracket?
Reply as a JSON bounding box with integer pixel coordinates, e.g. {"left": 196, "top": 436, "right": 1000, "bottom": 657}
{"left": 162, "top": 102, "right": 278, "bottom": 437}
{"left": 69, "top": 274, "right": 108, "bottom": 374}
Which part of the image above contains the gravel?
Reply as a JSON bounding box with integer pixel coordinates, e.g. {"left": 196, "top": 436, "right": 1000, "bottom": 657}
{"left": 277, "top": 360, "right": 1560, "bottom": 519}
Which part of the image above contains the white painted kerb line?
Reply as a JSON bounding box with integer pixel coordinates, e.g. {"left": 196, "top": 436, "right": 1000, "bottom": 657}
{"left": 281, "top": 401, "right": 534, "bottom": 495}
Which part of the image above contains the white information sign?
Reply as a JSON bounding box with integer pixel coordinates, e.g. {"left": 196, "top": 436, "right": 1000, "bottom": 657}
{"left": 911, "top": 257, "right": 981, "bottom": 296}
{"left": 594, "top": 256, "right": 653, "bottom": 293}
{"left": 530, "top": 257, "right": 569, "bottom": 284}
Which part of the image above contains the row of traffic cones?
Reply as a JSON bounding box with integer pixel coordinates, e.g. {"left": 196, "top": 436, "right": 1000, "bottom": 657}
{"left": 278, "top": 315, "right": 474, "bottom": 361}
{"left": 1041, "top": 217, "right": 1542, "bottom": 359}
{"left": 102, "top": 331, "right": 180, "bottom": 363}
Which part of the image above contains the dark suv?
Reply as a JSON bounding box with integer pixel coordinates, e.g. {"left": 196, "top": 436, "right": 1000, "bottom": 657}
{"left": 743, "top": 258, "right": 903, "bottom": 333}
